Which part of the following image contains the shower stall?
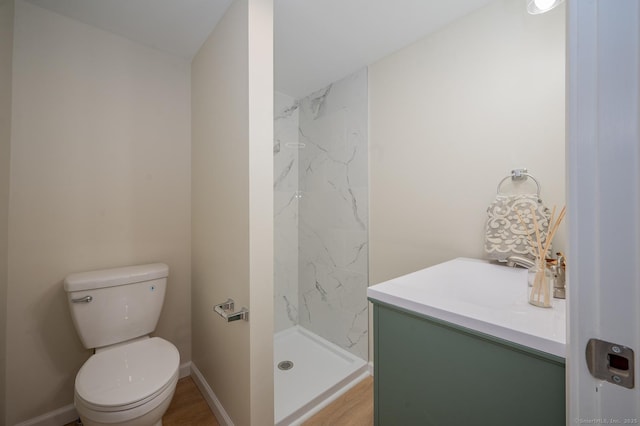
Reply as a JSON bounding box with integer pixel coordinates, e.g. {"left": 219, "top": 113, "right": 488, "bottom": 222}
{"left": 273, "top": 68, "right": 369, "bottom": 424}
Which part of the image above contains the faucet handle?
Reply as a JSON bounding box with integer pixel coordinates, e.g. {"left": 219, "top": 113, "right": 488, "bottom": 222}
{"left": 506, "top": 255, "right": 536, "bottom": 269}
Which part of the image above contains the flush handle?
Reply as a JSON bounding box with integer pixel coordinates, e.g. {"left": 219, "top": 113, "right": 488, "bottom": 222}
{"left": 71, "top": 295, "right": 93, "bottom": 303}
{"left": 586, "top": 338, "right": 635, "bottom": 389}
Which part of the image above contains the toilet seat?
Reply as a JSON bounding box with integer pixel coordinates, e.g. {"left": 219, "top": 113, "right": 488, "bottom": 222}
{"left": 75, "top": 337, "right": 179, "bottom": 412}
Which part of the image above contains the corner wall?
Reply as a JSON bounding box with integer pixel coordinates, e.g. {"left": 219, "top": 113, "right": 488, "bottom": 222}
{"left": 0, "top": 1, "right": 14, "bottom": 423}
{"left": 191, "top": 0, "right": 273, "bottom": 423}
{"left": 7, "top": 1, "right": 192, "bottom": 423}
{"left": 369, "top": 0, "right": 566, "bottom": 285}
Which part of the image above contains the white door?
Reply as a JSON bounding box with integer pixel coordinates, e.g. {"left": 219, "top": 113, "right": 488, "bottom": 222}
{"left": 567, "top": 0, "right": 640, "bottom": 423}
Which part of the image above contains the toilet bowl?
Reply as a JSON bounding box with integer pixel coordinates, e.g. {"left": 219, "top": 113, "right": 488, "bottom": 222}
{"left": 64, "top": 263, "right": 179, "bottom": 426}
{"left": 74, "top": 337, "right": 179, "bottom": 426}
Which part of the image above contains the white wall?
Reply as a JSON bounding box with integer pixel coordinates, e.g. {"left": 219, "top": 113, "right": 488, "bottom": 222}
{"left": 191, "top": 0, "right": 273, "bottom": 423}
{"left": 7, "top": 1, "right": 192, "bottom": 423}
{"left": 0, "top": 1, "right": 14, "bottom": 423}
{"left": 369, "top": 0, "right": 566, "bottom": 285}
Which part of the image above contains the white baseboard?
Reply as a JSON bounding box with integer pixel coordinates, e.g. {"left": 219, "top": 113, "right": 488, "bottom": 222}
{"left": 179, "top": 360, "right": 192, "bottom": 379}
{"left": 13, "top": 404, "right": 78, "bottom": 426}
{"left": 190, "top": 362, "right": 234, "bottom": 426}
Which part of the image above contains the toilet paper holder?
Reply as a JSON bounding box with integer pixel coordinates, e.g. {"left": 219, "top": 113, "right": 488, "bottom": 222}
{"left": 214, "top": 299, "right": 249, "bottom": 322}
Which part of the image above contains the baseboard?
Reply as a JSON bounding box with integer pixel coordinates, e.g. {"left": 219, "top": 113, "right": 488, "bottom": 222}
{"left": 179, "top": 360, "right": 192, "bottom": 379}
{"left": 190, "top": 362, "right": 235, "bottom": 426}
{"left": 13, "top": 404, "right": 78, "bottom": 426}
{"left": 368, "top": 360, "right": 374, "bottom": 376}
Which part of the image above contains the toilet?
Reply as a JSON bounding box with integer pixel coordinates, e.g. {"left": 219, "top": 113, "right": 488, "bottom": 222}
{"left": 64, "top": 263, "right": 180, "bottom": 426}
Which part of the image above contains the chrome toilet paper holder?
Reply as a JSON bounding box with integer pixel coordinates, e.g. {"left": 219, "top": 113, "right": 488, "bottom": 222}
{"left": 214, "top": 298, "right": 249, "bottom": 322}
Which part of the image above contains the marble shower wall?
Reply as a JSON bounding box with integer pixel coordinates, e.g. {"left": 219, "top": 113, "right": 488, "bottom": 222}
{"left": 273, "top": 70, "right": 369, "bottom": 359}
{"left": 297, "top": 69, "right": 369, "bottom": 360}
{"left": 274, "top": 91, "right": 299, "bottom": 332}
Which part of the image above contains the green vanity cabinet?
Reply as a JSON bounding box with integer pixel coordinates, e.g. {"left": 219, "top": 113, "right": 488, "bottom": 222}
{"left": 371, "top": 301, "right": 566, "bottom": 426}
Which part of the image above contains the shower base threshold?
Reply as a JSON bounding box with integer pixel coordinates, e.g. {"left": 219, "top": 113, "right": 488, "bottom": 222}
{"left": 274, "top": 325, "right": 368, "bottom": 425}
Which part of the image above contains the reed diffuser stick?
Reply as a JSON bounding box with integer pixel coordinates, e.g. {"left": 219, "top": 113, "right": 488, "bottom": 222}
{"left": 542, "top": 209, "right": 559, "bottom": 259}
{"left": 541, "top": 206, "right": 562, "bottom": 306}
{"left": 523, "top": 205, "right": 566, "bottom": 307}
{"left": 545, "top": 206, "right": 566, "bottom": 257}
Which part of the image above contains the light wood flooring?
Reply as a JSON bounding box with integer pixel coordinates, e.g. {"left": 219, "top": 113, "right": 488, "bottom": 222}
{"left": 303, "top": 376, "right": 373, "bottom": 426}
{"left": 64, "top": 375, "right": 373, "bottom": 426}
{"left": 163, "top": 377, "right": 220, "bottom": 426}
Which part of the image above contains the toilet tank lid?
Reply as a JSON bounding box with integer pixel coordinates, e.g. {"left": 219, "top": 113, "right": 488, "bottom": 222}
{"left": 64, "top": 263, "right": 169, "bottom": 292}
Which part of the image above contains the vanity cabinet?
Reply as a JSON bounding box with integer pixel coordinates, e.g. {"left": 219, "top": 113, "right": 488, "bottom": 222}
{"left": 371, "top": 301, "right": 566, "bottom": 426}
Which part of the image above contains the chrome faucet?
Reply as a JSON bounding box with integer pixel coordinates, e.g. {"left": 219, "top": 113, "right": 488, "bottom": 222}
{"left": 506, "top": 255, "right": 536, "bottom": 269}
{"left": 552, "top": 253, "right": 566, "bottom": 299}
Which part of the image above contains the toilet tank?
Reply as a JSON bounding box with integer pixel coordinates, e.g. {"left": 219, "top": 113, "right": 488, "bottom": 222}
{"left": 64, "top": 263, "right": 169, "bottom": 349}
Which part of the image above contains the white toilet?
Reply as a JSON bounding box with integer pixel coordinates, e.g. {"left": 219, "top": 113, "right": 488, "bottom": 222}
{"left": 64, "top": 263, "right": 180, "bottom": 426}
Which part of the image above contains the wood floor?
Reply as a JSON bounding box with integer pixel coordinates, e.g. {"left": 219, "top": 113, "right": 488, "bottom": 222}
{"left": 303, "top": 376, "right": 373, "bottom": 426}
{"left": 65, "top": 375, "right": 373, "bottom": 426}
{"left": 163, "top": 377, "right": 220, "bottom": 426}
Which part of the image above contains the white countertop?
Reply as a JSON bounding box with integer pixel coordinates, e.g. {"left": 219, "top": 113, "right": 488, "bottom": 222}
{"left": 367, "top": 258, "right": 566, "bottom": 359}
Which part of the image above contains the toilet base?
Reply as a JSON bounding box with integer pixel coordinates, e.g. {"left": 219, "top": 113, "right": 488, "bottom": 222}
{"left": 77, "top": 386, "right": 173, "bottom": 426}
{"left": 76, "top": 376, "right": 176, "bottom": 426}
{"left": 76, "top": 420, "right": 162, "bottom": 426}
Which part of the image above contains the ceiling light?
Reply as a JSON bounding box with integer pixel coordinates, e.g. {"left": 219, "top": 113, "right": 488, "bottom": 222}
{"left": 527, "top": 0, "right": 565, "bottom": 14}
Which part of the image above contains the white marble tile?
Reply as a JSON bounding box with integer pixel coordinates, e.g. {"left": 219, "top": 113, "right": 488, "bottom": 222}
{"left": 274, "top": 92, "right": 299, "bottom": 332}
{"left": 274, "top": 72, "right": 369, "bottom": 354}
{"left": 297, "top": 69, "right": 369, "bottom": 360}
{"left": 275, "top": 92, "right": 300, "bottom": 193}
{"left": 298, "top": 265, "right": 369, "bottom": 360}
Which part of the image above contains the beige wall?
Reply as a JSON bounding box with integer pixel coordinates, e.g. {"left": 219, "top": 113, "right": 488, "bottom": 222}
{"left": 247, "top": 0, "right": 274, "bottom": 422}
{"left": 7, "top": 1, "right": 192, "bottom": 424}
{"left": 191, "top": 0, "right": 273, "bottom": 424}
{"left": 0, "top": 0, "right": 14, "bottom": 424}
{"left": 369, "top": 0, "right": 566, "bottom": 285}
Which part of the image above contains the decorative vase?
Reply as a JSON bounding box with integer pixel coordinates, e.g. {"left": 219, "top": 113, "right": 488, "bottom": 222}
{"left": 528, "top": 261, "right": 553, "bottom": 308}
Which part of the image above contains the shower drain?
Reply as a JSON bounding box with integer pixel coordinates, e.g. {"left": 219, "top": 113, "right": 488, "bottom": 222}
{"left": 278, "top": 360, "right": 294, "bottom": 371}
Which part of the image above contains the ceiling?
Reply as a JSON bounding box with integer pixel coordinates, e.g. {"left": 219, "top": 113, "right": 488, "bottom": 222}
{"left": 25, "top": 0, "right": 235, "bottom": 59}
{"left": 25, "top": 0, "right": 496, "bottom": 98}
{"left": 275, "top": 0, "right": 495, "bottom": 97}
